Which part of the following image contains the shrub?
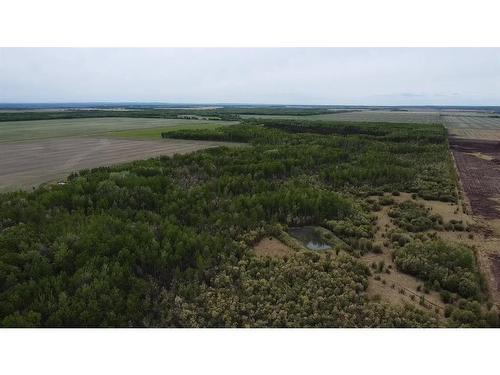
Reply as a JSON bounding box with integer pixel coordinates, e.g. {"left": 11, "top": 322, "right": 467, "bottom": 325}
{"left": 388, "top": 201, "right": 442, "bottom": 232}
{"left": 372, "top": 243, "right": 383, "bottom": 254}
{"left": 394, "top": 239, "right": 483, "bottom": 300}
{"left": 389, "top": 231, "right": 411, "bottom": 246}
{"left": 377, "top": 260, "right": 385, "bottom": 273}
{"left": 447, "top": 300, "right": 498, "bottom": 327}
{"left": 440, "top": 290, "right": 452, "bottom": 304}
{"left": 444, "top": 305, "right": 453, "bottom": 318}
{"left": 379, "top": 196, "right": 395, "bottom": 206}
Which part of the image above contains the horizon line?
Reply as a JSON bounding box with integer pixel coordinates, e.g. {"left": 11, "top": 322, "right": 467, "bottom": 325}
{"left": 0, "top": 101, "right": 499, "bottom": 108}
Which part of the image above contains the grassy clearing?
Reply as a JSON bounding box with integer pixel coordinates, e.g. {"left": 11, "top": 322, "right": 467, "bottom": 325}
{"left": 253, "top": 237, "right": 294, "bottom": 258}
{"left": 0, "top": 117, "right": 238, "bottom": 143}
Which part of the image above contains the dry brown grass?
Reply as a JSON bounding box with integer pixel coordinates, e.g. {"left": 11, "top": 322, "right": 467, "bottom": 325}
{"left": 363, "top": 193, "right": 487, "bottom": 313}
{"left": 369, "top": 191, "right": 500, "bottom": 308}
{"left": 449, "top": 129, "right": 500, "bottom": 141}
{"left": 253, "top": 237, "right": 294, "bottom": 258}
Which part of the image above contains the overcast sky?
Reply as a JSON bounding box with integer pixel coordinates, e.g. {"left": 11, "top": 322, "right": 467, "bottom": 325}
{"left": 1, "top": 48, "right": 499, "bottom": 105}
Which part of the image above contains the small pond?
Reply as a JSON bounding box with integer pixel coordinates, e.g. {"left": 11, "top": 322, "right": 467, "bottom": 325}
{"left": 289, "top": 226, "right": 332, "bottom": 251}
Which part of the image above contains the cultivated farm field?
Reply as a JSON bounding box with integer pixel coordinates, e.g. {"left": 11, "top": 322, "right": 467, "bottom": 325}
{"left": 0, "top": 116, "right": 240, "bottom": 191}
{"left": 446, "top": 129, "right": 500, "bottom": 140}
{"left": 444, "top": 113, "right": 500, "bottom": 299}
{"left": 442, "top": 115, "right": 500, "bottom": 130}
{"left": 442, "top": 114, "right": 500, "bottom": 140}
{"left": 0, "top": 137, "right": 241, "bottom": 192}
{"left": 0, "top": 117, "right": 237, "bottom": 142}
{"left": 241, "top": 110, "right": 441, "bottom": 124}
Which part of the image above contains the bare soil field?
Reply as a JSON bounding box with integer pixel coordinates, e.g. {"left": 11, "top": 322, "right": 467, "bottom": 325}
{"left": 448, "top": 135, "right": 500, "bottom": 305}
{"left": 443, "top": 114, "right": 500, "bottom": 306}
{"left": 0, "top": 137, "right": 240, "bottom": 192}
{"left": 449, "top": 137, "right": 500, "bottom": 219}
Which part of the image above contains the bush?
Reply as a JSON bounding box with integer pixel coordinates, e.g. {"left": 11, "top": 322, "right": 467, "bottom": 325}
{"left": 394, "top": 239, "right": 483, "bottom": 300}
{"left": 448, "top": 300, "right": 499, "bottom": 327}
{"left": 388, "top": 201, "right": 442, "bottom": 232}
{"left": 377, "top": 260, "right": 385, "bottom": 273}
{"left": 444, "top": 305, "right": 453, "bottom": 318}
{"left": 389, "top": 231, "right": 411, "bottom": 246}
{"left": 379, "top": 196, "right": 395, "bottom": 206}
{"left": 372, "top": 243, "right": 383, "bottom": 254}
{"left": 440, "top": 290, "right": 452, "bottom": 304}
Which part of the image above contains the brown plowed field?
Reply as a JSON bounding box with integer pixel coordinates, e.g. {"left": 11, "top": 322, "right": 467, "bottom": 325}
{"left": 445, "top": 115, "right": 500, "bottom": 303}
{"left": 0, "top": 137, "right": 239, "bottom": 192}
{"left": 450, "top": 137, "right": 500, "bottom": 219}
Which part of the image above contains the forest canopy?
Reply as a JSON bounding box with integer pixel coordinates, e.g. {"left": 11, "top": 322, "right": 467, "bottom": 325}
{"left": 0, "top": 118, "right": 491, "bottom": 327}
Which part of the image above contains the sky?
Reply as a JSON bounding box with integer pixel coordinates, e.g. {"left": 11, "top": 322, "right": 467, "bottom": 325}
{"left": 0, "top": 48, "right": 499, "bottom": 106}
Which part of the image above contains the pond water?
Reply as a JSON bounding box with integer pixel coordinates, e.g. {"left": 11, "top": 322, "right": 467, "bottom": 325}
{"left": 289, "top": 226, "right": 332, "bottom": 251}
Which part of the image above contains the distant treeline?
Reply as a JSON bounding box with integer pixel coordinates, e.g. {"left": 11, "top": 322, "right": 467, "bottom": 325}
{"left": 0, "top": 107, "right": 355, "bottom": 123}
{"left": 213, "top": 108, "right": 352, "bottom": 116}
{"left": 0, "top": 110, "right": 239, "bottom": 122}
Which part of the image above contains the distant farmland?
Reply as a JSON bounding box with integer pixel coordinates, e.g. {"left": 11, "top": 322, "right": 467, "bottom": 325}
{"left": 443, "top": 115, "right": 500, "bottom": 130}
{"left": 0, "top": 137, "right": 242, "bottom": 192}
{"left": 0, "top": 117, "right": 238, "bottom": 142}
{"left": 0, "top": 116, "right": 240, "bottom": 191}
{"left": 443, "top": 115, "right": 500, "bottom": 140}
{"left": 241, "top": 110, "right": 441, "bottom": 124}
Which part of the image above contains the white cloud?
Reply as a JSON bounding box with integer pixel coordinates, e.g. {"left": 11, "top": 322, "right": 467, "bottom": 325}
{"left": 1, "top": 48, "right": 499, "bottom": 105}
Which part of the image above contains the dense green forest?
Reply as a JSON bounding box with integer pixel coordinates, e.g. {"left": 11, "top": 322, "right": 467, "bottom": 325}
{"left": 0, "top": 118, "right": 496, "bottom": 327}
{"left": 164, "top": 119, "right": 456, "bottom": 201}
